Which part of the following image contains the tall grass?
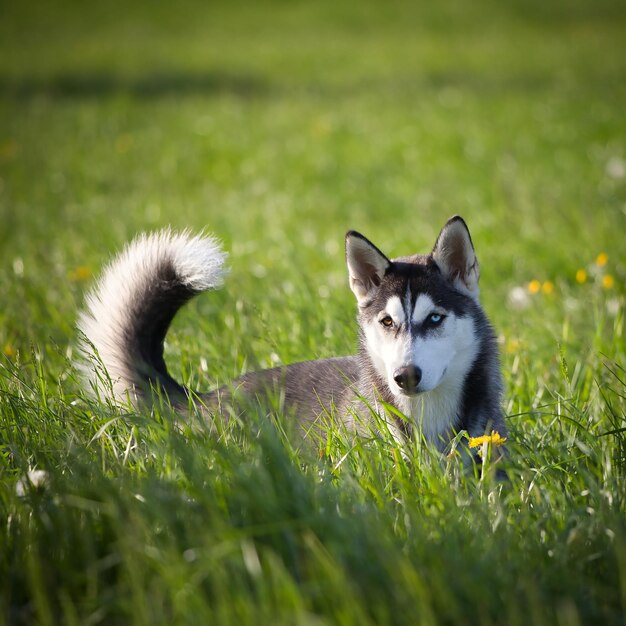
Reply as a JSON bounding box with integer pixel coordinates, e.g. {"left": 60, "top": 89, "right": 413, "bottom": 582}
{"left": 1, "top": 0, "right": 625, "bottom": 624}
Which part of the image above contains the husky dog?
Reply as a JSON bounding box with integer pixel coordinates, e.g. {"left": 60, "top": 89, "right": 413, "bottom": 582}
{"left": 78, "top": 216, "right": 505, "bottom": 451}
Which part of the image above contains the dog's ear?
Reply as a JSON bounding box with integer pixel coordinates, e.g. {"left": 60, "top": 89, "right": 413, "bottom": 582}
{"left": 432, "top": 216, "right": 480, "bottom": 300}
{"left": 345, "top": 231, "right": 391, "bottom": 304}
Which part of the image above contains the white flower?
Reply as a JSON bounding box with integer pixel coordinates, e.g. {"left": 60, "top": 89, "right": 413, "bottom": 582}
{"left": 606, "top": 157, "right": 626, "bottom": 180}
{"left": 16, "top": 470, "right": 49, "bottom": 496}
{"left": 507, "top": 286, "right": 530, "bottom": 310}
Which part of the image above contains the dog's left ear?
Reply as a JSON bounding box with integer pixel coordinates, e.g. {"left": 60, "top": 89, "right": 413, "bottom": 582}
{"left": 345, "top": 231, "right": 391, "bottom": 305}
{"left": 432, "top": 216, "right": 480, "bottom": 300}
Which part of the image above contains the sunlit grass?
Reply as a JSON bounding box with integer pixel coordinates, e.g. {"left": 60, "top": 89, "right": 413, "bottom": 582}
{"left": 1, "top": 0, "right": 625, "bottom": 624}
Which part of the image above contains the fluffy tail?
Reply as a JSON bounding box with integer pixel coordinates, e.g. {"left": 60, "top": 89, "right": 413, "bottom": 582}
{"left": 77, "top": 230, "right": 227, "bottom": 405}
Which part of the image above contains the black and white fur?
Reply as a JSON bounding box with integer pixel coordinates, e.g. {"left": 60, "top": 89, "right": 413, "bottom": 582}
{"left": 78, "top": 217, "right": 505, "bottom": 450}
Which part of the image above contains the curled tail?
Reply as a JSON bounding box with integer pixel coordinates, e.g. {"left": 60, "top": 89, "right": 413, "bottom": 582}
{"left": 77, "top": 230, "right": 227, "bottom": 405}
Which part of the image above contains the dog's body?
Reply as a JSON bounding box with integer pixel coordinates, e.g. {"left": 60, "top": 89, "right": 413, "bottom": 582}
{"left": 78, "top": 216, "right": 505, "bottom": 450}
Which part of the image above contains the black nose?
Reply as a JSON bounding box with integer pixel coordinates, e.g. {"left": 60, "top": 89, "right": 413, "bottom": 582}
{"left": 393, "top": 366, "right": 422, "bottom": 391}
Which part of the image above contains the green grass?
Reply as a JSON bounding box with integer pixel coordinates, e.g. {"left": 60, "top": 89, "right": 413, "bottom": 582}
{"left": 1, "top": 0, "right": 625, "bottom": 624}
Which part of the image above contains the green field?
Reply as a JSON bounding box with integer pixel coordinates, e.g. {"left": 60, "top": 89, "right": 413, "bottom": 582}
{"left": 1, "top": 0, "right": 625, "bottom": 624}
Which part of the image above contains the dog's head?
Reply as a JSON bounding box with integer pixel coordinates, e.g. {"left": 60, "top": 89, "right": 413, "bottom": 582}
{"left": 345, "top": 216, "right": 481, "bottom": 398}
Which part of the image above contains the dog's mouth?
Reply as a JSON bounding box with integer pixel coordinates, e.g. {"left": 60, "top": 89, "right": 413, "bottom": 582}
{"left": 396, "top": 386, "right": 423, "bottom": 397}
{"left": 392, "top": 380, "right": 425, "bottom": 397}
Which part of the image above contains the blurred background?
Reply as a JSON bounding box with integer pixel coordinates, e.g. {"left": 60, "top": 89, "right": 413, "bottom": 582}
{"left": 0, "top": 0, "right": 624, "bottom": 373}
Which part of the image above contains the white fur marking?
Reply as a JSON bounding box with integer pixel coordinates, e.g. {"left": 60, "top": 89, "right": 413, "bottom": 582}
{"left": 411, "top": 293, "right": 436, "bottom": 324}
{"left": 385, "top": 295, "right": 405, "bottom": 325}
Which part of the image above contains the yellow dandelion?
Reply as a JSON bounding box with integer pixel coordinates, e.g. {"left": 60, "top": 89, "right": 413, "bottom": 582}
{"left": 595, "top": 252, "right": 608, "bottom": 267}
{"left": 468, "top": 431, "right": 507, "bottom": 449}
{"left": 505, "top": 338, "right": 522, "bottom": 354}
{"left": 3, "top": 344, "right": 16, "bottom": 358}
{"left": 575, "top": 269, "right": 587, "bottom": 284}
{"left": 527, "top": 279, "right": 541, "bottom": 295}
{"left": 542, "top": 280, "right": 554, "bottom": 295}
{"left": 68, "top": 266, "right": 92, "bottom": 282}
{"left": 602, "top": 274, "right": 615, "bottom": 290}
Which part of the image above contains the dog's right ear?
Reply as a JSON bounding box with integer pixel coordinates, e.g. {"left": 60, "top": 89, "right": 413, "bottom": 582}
{"left": 345, "top": 231, "right": 391, "bottom": 305}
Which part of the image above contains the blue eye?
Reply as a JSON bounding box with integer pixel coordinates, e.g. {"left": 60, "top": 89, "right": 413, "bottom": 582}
{"left": 429, "top": 313, "right": 444, "bottom": 325}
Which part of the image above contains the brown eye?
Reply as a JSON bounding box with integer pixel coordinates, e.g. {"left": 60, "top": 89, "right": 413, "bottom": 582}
{"left": 380, "top": 316, "right": 394, "bottom": 328}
